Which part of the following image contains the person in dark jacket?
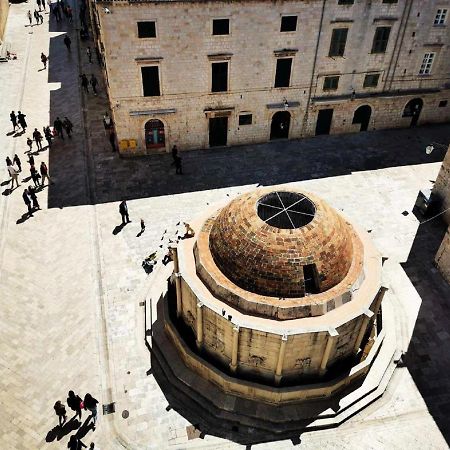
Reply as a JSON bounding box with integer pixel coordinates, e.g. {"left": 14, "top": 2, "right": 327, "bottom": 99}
{"left": 28, "top": 186, "right": 40, "bottom": 210}
{"left": 64, "top": 34, "right": 71, "bottom": 51}
{"left": 171, "top": 145, "right": 178, "bottom": 166}
{"left": 13, "top": 154, "right": 21, "bottom": 172}
{"left": 119, "top": 201, "right": 130, "bottom": 225}
{"left": 30, "top": 164, "right": 41, "bottom": 187}
{"left": 33, "top": 128, "right": 43, "bottom": 150}
{"left": 53, "top": 117, "right": 64, "bottom": 139}
{"left": 67, "top": 390, "right": 82, "bottom": 419}
{"left": 10, "top": 111, "right": 17, "bottom": 131}
{"left": 17, "top": 111, "right": 27, "bottom": 131}
{"left": 83, "top": 393, "right": 99, "bottom": 427}
{"left": 6, "top": 156, "right": 12, "bottom": 167}
{"left": 63, "top": 117, "right": 73, "bottom": 138}
{"left": 67, "top": 435, "right": 87, "bottom": 450}
{"left": 44, "top": 126, "right": 53, "bottom": 147}
{"left": 23, "top": 189, "right": 33, "bottom": 217}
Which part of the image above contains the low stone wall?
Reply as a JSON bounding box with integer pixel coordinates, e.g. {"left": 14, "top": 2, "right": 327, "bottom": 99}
{"left": 436, "top": 227, "right": 450, "bottom": 284}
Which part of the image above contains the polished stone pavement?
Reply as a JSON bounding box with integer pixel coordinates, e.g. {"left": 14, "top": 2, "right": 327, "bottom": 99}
{"left": 1, "top": 1, "right": 450, "bottom": 449}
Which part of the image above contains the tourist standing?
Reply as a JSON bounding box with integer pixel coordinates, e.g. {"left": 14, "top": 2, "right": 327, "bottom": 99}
{"left": 13, "top": 154, "right": 22, "bottom": 172}
{"left": 33, "top": 128, "right": 43, "bottom": 150}
{"left": 6, "top": 156, "right": 12, "bottom": 167}
{"left": 119, "top": 201, "right": 130, "bottom": 225}
{"left": 8, "top": 165, "right": 20, "bottom": 189}
{"left": 54, "top": 400, "right": 67, "bottom": 426}
{"left": 67, "top": 390, "right": 83, "bottom": 419}
{"left": 27, "top": 10, "right": 32, "bottom": 25}
{"left": 64, "top": 34, "right": 71, "bottom": 51}
{"left": 63, "top": 117, "right": 73, "bottom": 137}
{"left": 26, "top": 137, "right": 33, "bottom": 152}
{"left": 30, "top": 164, "right": 41, "bottom": 187}
{"left": 44, "top": 126, "right": 53, "bottom": 147}
{"left": 10, "top": 111, "right": 17, "bottom": 131}
{"left": 41, "top": 52, "right": 48, "bottom": 69}
{"left": 80, "top": 74, "right": 89, "bottom": 93}
{"left": 17, "top": 111, "right": 27, "bottom": 131}
{"left": 90, "top": 74, "right": 98, "bottom": 95}
{"left": 83, "top": 393, "right": 99, "bottom": 427}
{"left": 53, "top": 117, "right": 64, "bottom": 139}
{"left": 40, "top": 161, "right": 53, "bottom": 185}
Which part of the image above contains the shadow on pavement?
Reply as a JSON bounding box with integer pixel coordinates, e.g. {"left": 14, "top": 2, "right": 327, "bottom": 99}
{"left": 401, "top": 217, "right": 450, "bottom": 445}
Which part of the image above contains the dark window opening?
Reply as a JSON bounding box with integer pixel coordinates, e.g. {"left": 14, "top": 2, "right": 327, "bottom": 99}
{"left": 212, "top": 19, "right": 229, "bottom": 35}
{"left": 329, "top": 28, "right": 348, "bottom": 57}
{"left": 239, "top": 114, "right": 252, "bottom": 125}
{"left": 274, "top": 58, "right": 292, "bottom": 88}
{"left": 439, "top": 100, "right": 448, "bottom": 107}
{"left": 211, "top": 62, "right": 228, "bottom": 92}
{"left": 338, "top": 0, "right": 354, "bottom": 4}
{"left": 137, "top": 21, "right": 156, "bottom": 38}
{"left": 323, "top": 76, "right": 339, "bottom": 90}
{"left": 303, "top": 264, "right": 319, "bottom": 294}
{"left": 372, "top": 26, "right": 391, "bottom": 53}
{"left": 280, "top": 16, "right": 297, "bottom": 32}
{"left": 141, "top": 66, "right": 160, "bottom": 97}
{"left": 363, "top": 73, "right": 380, "bottom": 88}
{"left": 383, "top": 0, "right": 398, "bottom": 3}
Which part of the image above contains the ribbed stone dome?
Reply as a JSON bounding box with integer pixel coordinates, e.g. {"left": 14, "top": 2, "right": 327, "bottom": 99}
{"left": 208, "top": 189, "right": 354, "bottom": 298}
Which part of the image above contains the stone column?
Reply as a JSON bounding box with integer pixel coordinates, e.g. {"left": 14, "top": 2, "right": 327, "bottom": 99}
{"left": 353, "top": 309, "right": 374, "bottom": 354}
{"left": 196, "top": 302, "right": 204, "bottom": 350}
{"left": 171, "top": 246, "right": 182, "bottom": 318}
{"left": 229, "top": 325, "right": 240, "bottom": 373}
{"left": 274, "top": 334, "right": 288, "bottom": 386}
{"left": 319, "top": 328, "right": 339, "bottom": 376}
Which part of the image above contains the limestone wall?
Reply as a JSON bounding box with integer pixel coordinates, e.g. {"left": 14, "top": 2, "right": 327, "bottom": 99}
{"left": 436, "top": 227, "right": 450, "bottom": 284}
{"left": 433, "top": 146, "right": 450, "bottom": 225}
{"left": 0, "top": 0, "right": 9, "bottom": 43}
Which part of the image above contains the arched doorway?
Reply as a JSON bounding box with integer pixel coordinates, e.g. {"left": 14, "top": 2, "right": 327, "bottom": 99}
{"left": 270, "top": 111, "right": 290, "bottom": 140}
{"left": 352, "top": 105, "right": 372, "bottom": 132}
{"left": 403, "top": 98, "right": 423, "bottom": 127}
{"left": 145, "top": 119, "right": 165, "bottom": 150}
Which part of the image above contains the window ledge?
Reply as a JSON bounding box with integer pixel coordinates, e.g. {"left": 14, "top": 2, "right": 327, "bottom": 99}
{"left": 330, "top": 18, "right": 354, "bottom": 24}
{"left": 433, "top": 24, "right": 447, "bottom": 28}
{"left": 208, "top": 53, "right": 233, "bottom": 61}
{"left": 274, "top": 48, "right": 298, "bottom": 57}
{"left": 373, "top": 17, "right": 398, "bottom": 22}
{"left": 135, "top": 56, "right": 163, "bottom": 64}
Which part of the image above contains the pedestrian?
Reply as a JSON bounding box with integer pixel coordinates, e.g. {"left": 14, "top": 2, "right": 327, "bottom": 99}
{"left": 86, "top": 47, "right": 92, "bottom": 63}
{"left": 34, "top": 10, "right": 40, "bottom": 25}
{"left": 41, "top": 52, "right": 48, "bottom": 69}
{"left": 90, "top": 74, "right": 98, "bottom": 95}
{"left": 67, "top": 390, "right": 83, "bottom": 419}
{"left": 39, "top": 12, "right": 44, "bottom": 24}
{"left": 26, "top": 137, "right": 33, "bottom": 152}
{"left": 10, "top": 111, "right": 17, "bottom": 131}
{"left": 63, "top": 34, "right": 71, "bottom": 51}
{"left": 67, "top": 6, "right": 72, "bottom": 22}
{"left": 6, "top": 156, "right": 12, "bottom": 167}
{"left": 40, "top": 161, "right": 53, "bottom": 185}
{"left": 119, "top": 200, "right": 130, "bottom": 225}
{"left": 80, "top": 74, "right": 89, "bottom": 93}
{"left": 53, "top": 400, "right": 67, "bottom": 426}
{"left": 33, "top": 128, "right": 43, "bottom": 150}
{"left": 28, "top": 154, "right": 35, "bottom": 166}
{"left": 44, "top": 126, "right": 53, "bottom": 147}
{"left": 17, "top": 111, "right": 27, "bottom": 131}
{"left": 27, "top": 10, "right": 32, "bottom": 25}
{"left": 67, "top": 435, "right": 87, "bottom": 450}
{"left": 109, "top": 129, "right": 116, "bottom": 152}
{"left": 37, "top": 0, "right": 42, "bottom": 11}
{"left": 140, "top": 218, "right": 145, "bottom": 233}
{"left": 52, "top": 6, "right": 59, "bottom": 21}
{"left": 42, "top": 0, "right": 46, "bottom": 10}
{"left": 171, "top": 145, "right": 178, "bottom": 165}
{"left": 13, "top": 154, "right": 22, "bottom": 172}
{"left": 103, "top": 112, "right": 112, "bottom": 129}
{"left": 30, "top": 164, "right": 41, "bottom": 187}
{"left": 8, "top": 165, "right": 20, "bottom": 189}
{"left": 175, "top": 155, "right": 183, "bottom": 174}
{"left": 63, "top": 117, "right": 73, "bottom": 137}
{"left": 28, "top": 186, "right": 40, "bottom": 209}
{"left": 53, "top": 117, "right": 64, "bottom": 139}
{"left": 83, "top": 393, "right": 99, "bottom": 427}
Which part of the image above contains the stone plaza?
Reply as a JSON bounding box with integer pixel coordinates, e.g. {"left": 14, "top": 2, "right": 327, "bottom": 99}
{"left": 1, "top": 1, "right": 450, "bottom": 449}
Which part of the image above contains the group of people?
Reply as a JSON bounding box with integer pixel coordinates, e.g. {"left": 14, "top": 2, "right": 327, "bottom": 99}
{"left": 80, "top": 73, "right": 99, "bottom": 95}
{"left": 50, "top": 0, "right": 73, "bottom": 23}
{"left": 27, "top": 9, "right": 44, "bottom": 26}
{"left": 53, "top": 391, "right": 98, "bottom": 450}
{"left": 10, "top": 110, "right": 28, "bottom": 132}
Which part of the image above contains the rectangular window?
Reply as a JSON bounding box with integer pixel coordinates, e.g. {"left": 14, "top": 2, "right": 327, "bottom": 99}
{"left": 439, "top": 100, "right": 448, "bottom": 107}
{"left": 323, "top": 75, "right": 339, "bottom": 90}
{"left": 419, "top": 53, "right": 435, "bottom": 75}
{"left": 239, "top": 114, "right": 252, "bottom": 125}
{"left": 363, "top": 73, "right": 380, "bottom": 88}
{"left": 212, "top": 18, "right": 229, "bottom": 35}
{"left": 280, "top": 15, "right": 297, "bottom": 32}
{"left": 211, "top": 62, "right": 228, "bottom": 92}
{"left": 137, "top": 21, "right": 156, "bottom": 38}
{"left": 371, "top": 27, "right": 391, "bottom": 53}
{"left": 434, "top": 9, "right": 448, "bottom": 25}
{"left": 338, "top": 0, "right": 354, "bottom": 4}
{"left": 329, "top": 28, "right": 348, "bottom": 57}
{"left": 274, "top": 58, "right": 292, "bottom": 88}
{"left": 141, "top": 66, "right": 160, "bottom": 96}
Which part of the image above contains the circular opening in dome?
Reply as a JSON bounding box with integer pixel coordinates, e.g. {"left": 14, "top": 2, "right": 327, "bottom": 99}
{"left": 257, "top": 191, "right": 316, "bottom": 229}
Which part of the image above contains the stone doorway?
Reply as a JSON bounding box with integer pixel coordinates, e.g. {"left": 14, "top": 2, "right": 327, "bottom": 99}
{"left": 403, "top": 98, "right": 423, "bottom": 127}
{"left": 209, "top": 117, "right": 228, "bottom": 147}
{"left": 145, "top": 119, "right": 165, "bottom": 150}
{"left": 352, "top": 105, "right": 372, "bottom": 132}
{"left": 315, "top": 109, "right": 333, "bottom": 135}
{"left": 270, "top": 111, "right": 290, "bottom": 140}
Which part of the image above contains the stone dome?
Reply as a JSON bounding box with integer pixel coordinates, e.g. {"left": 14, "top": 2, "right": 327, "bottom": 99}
{"left": 209, "top": 189, "right": 354, "bottom": 298}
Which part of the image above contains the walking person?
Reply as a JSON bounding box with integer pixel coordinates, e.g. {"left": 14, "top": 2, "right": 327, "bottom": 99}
{"left": 67, "top": 390, "right": 83, "bottom": 419}
{"left": 40, "top": 161, "right": 54, "bottom": 185}
{"left": 171, "top": 145, "right": 178, "bottom": 165}
{"left": 13, "top": 154, "right": 22, "bottom": 172}
{"left": 63, "top": 34, "right": 71, "bottom": 51}
{"left": 44, "top": 126, "right": 53, "bottom": 147}
{"left": 68, "top": 435, "right": 87, "bottom": 450}
{"left": 17, "top": 111, "right": 27, "bottom": 131}
{"left": 33, "top": 128, "right": 43, "bottom": 150}
{"left": 119, "top": 200, "right": 130, "bottom": 225}
{"left": 42, "top": 0, "right": 46, "bottom": 10}
{"left": 26, "top": 137, "right": 33, "bottom": 152}
{"left": 175, "top": 155, "right": 183, "bottom": 174}
{"left": 83, "top": 393, "right": 99, "bottom": 428}
{"left": 28, "top": 186, "right": 40, "bottom": 210}
{"left": 80, "top": 74, "right": 89, "bottom": 93}
{"left": 27, "top": 10, "right": 32, "bottom": 25}
{"left": 53, "top": 117, "right": 64, "bottom": 139}
{"left": 90, "top": 74, "right": 98, "bottom": 95}
{"left": 39, "top": 12, "right": 44, "bottom": 24}
{"left": 34, "top": 10, "right": 40, "bottom": 25}
{"left": 30, "top": 164, "right": 41, "bottom": 187}
{"left": 86, "top": 47, "right": 92, "bottom": 63}
{"left": 8, "top": 164, "right": 20, "bottom": 189}
{"left": 37, "top": 0, "right": 42, "bottom": 11}
{"left": 53, "top": 400, "right": 67, "bottom": 426}
{"left": 6, "top": 156, "right": 12, "bottom": 167}
{"left": 41, "top": 52, "right": 48, "bottom": 69}
{"left": 10, "top": 111, "right": 17, "bottom": 131}
{"left": 140, "top": 218, "right": 145, "bottom": 234}
{"left": 63, "top": 117, "right": 73, "bottom": 138}
{"left": 28, "top": 154, "right": 35, "bottom": 166}
{"left": 67, "top": 6, "right": 73, "bottom": 22}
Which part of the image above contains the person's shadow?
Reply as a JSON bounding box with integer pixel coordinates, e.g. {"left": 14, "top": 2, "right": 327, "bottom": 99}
{"left": 2, "top": 187, "right": 14, "bottom": 196}
{"left": 16, "top": 213, "right": 33, "bottom": 224}
{"left": 112, "top": 223, "right": 125, "bottom": 235}
{"left": 75, "top": 415, "right": 95, "bottom": 439}
{"left": 45, "top": 417, "right": 81, "bottom": 442}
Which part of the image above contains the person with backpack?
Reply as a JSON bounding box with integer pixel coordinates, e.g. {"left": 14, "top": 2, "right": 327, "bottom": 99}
{"left": 67, "top": 390, "right": 83, "bottom": 419}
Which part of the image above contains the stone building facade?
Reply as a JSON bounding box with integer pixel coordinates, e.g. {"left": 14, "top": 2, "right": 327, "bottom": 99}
{"left": 0, "top": 0, "right": 9, "bottom": 44}
{"left": 92, "top": 0, "right": 450, "bottom": 155}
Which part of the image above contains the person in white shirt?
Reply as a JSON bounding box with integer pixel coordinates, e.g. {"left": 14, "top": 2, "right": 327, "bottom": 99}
{"left": 8, "top": 164, "right": 20, "bottom": 189}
